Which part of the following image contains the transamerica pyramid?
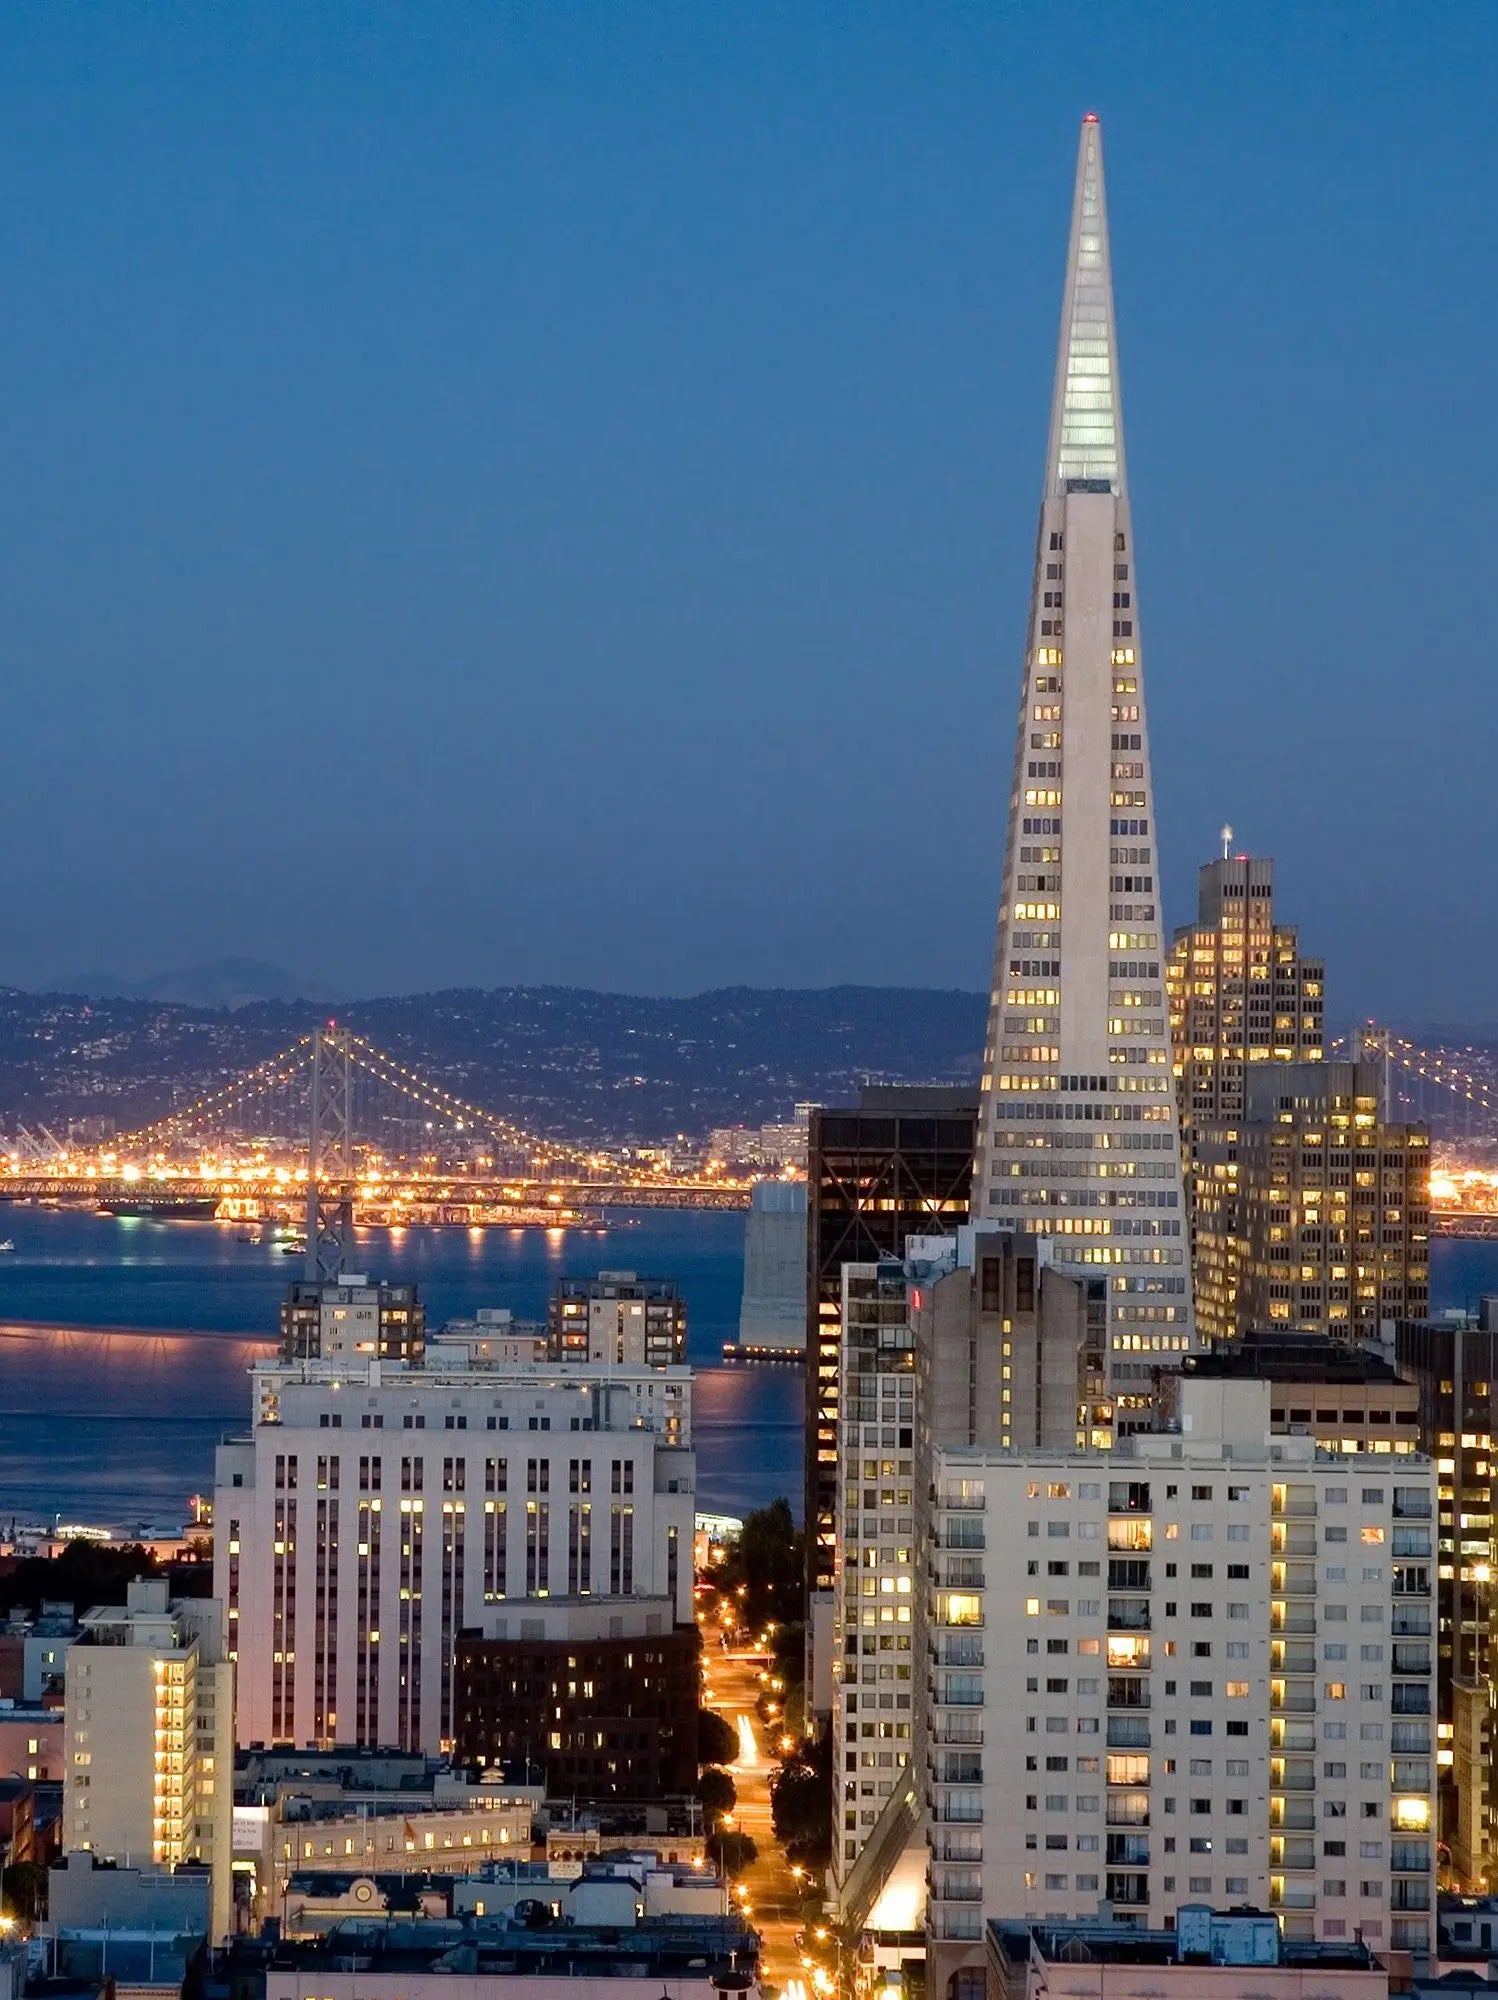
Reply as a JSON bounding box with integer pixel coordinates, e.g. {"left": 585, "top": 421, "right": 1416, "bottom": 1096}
{"left": 973, "top": 115, "right": 1195, "bottom": 1415}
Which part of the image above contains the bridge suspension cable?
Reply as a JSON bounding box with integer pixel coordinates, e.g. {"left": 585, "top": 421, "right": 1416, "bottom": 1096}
{"left": 108, "top": 1026, "right": 592, "bottom": 1169}
{"left": 343, "top": 1032, "right": 593, "bottom": 1169}
{"left": 1359, "top": 1024, "right": 1498, "bottom": 1117}
{"left": 114, "top": 1036, "right": 316, "bottom": 1151}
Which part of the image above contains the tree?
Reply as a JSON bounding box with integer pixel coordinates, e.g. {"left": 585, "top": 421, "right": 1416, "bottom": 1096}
{"left": 696, "top": 1767, "right": 737, "bottom": 1821}
{"left": 707, "top": 1828, "right": 758, "bottom": 1877}
{"left": 771, "top": 1730, "right": 832, "bottom": 1866}
{"left": 698, "top": 1707, "right": 738, "bottom": 1768}
{"left": 707, "top": 1498, "right": 804, "bottom": 1634}
{"left": 2, "top": 1861, "right": 47, "bottom": 1924}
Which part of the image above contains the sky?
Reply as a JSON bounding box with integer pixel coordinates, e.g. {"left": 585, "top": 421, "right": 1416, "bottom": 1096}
{"left": 0, "top": 3, "right": 1494, "bottom": 1023}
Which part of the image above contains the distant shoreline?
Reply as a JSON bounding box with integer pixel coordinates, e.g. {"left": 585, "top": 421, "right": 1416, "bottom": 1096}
{"left": 0, "top": 1317, "right": 276, "bottom": 1343}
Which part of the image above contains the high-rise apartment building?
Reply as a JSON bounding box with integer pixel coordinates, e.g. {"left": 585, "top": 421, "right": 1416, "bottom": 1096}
{"left": 832, "top": 1233, "right": 1107, "bottom": 1921}
{"left": 280, "top": 1277, "right": 425, "bottom": 1364}
{"left": 804, "top": 1088, "right": 976, "bottom": 1704}
{"left": 62, "top": 1579, "right": 233, "bottom": 1943}
{"left": 215, "top": 1353, "right": 694, "bottom": 1761}
{"left": 971, "top": 115, "right": 1192, "bottom": 1386}
{"left": 1395, "top": 1303, "right": 1498, "bottom": 1885}
{"left": 918, "top": 1377, "right": 1437, "bottom": 1993}
{"left": 1167, "top": 855, "right": 1324, "bottom": 1333}
{"left": 549, "top": 1273, "right": 686, "bottom": 1369}
{"left": 1193, "top": 1062, "right": 1429, "bottom": 1344}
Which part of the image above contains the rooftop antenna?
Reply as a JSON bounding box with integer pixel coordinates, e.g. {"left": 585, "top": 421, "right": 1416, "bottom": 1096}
{"left": 1220, "top": 824, "right": 1233, "bottom": 861}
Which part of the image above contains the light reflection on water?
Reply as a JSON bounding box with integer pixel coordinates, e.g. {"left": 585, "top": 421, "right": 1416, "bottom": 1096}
{"left": 0, "top": 1207, "right": 803, "bottom": 1528}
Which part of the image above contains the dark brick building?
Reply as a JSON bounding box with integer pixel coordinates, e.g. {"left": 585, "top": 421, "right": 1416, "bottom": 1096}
{"left": 453, "top": 1622, "right": 700, "bottom": 1797}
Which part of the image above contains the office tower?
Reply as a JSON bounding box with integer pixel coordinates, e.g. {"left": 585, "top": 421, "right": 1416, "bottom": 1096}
{"left": 733, "top": 1180, "right": 809, "bottom": 1357}
{"left": 1167, "top": 854, "right": 1325, "bottom": 1333}
{"left": 549, "top": 1272, "right": 687, "bottom": 1368}
{"left": 804, "top": 1088, "right": 977, "bottom": 1707}
{"left": 918, "top": 1377, "right": 1436, "bottom": 1992}
{"left": 1395, "top": 1302, "right": 1498, "bottom": 1884}
{"left": 62, "top": 1579, "right": 233, "bottom": 1942}
{"left": 1194, "top": 1061, "right": 1429, "bottom": 1344}
{"left": 215, "top": 1352, "right": 695, "bottom": 1764}
{"left": 280, "top": 1277, "right": 425, "bottom": 1363}
{"left": 970, "top": 114, "right": 1192, "bottom": 1386}
{"left": 1168, "top": 854, "right": 1326, "bottom": 1135}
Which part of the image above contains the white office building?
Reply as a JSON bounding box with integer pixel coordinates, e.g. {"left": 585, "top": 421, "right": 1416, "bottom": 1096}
{"left": 215, "top": 1353, "right": 695, "bottom": 1757}
{"left": 921, "top": 1377, "right": 1436, "bottom": 1993}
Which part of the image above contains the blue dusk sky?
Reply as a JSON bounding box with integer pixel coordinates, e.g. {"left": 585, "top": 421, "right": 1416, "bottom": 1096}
{"left": 0, "top": 4, "right": 1493, "bottom": 1022}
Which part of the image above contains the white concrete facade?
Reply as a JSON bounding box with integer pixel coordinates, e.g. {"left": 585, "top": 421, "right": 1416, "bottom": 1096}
{"left": 830, "top": 1260, "right": 918, "bottom": 1898}
{"left": 920, "top": 1380, "right": 1436, "bottom": 1994}
{"left": 973, "top": 115, "right": 1192, "bottom": 1394}
{"left": 61, "top": 1580, "right": 233, "bottom": 1944}
{"left": 215, "top": 1356, "right": 695, "bottom": 1757}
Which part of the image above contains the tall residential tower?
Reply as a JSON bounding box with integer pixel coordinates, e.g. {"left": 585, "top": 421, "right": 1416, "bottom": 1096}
{"left": 973, "top": 116, "right": 1192, "bottom": 1398}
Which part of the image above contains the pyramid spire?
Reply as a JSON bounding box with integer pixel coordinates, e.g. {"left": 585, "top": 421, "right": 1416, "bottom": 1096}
{"left": 971, "top": 116, "right": 1193, "bottom": 1431}
{"left": 1045, "top": 112, "right": 1126, "bottom": 499}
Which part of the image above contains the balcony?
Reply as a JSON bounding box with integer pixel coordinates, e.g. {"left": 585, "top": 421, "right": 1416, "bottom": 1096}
{"left": 1271, "top": 1564, "right": 1316, "bottom": 1596}
{"left": 1391, "top": 1839, "right": 1432, "bottom": 1873}
{"left": 936, "top": 1560, "right": 986, "bottom": 1590}
{"left": 1393, "top": 1495, "right": 1432, "bottom": 1518}
{"left": 1107, "top": 1677, "right": 1150, "bottom": 1711}
{"left": 1107, "top": 1520, "right": 1153, "bottom": 1552}
{"left": 1392, "top": 1568, "right": 1432, "bottom": 1597}
{"left": 1393, "top": 1529, "right": 1432, "bottom": 1559}
{"left": 1106, "top": 1718, "right": 1151, "bottom": 1750}
{"left": 1391, "top": 1883, "right": 1432, "bottom": 1912}
{"left": 1392, "top": 1723, "right": 1433, "bottom": 1755}
{"left": 1392, "top": 1687, "right": 1432, "bottom": 1716}
{"left": 1108, "top": 1601, "right": 1151, "bottom": 1632}
{"left": 1271, "top": 1524, "right": 1318, "bottom": 1558}
{"left": 1106, "top": 1872, "right": 1149, "bottom": 1908}
{"left": 940, "top": 1521, "right": 986, "bottom": 1550}
{"left": 1392, "top": 1644, "right": 1432, "bottom": 1676}
{"left": 1392, "top": 1606, "right": 1432, "bottom": 1636}
{"left": 1106, "top": 1803, "right": 1150, "bottom": 1828}
{"left": 1271, "top": 1643, "right": 1316, "bottom": 1675}
{"left": 1270, "top": 1771, "right": 1316, "bottom": 1792}
{"left": 1106, "top": 1834, "right": 1150, "bottom": 1866}
{"left": 1271, "top": 1688, "right": 1316, "bottom": 1715}
{"left": 932, "top": 1797, "right": 983, "bottom": 1824}
{"left": 1270, "top": 1604, "right": 1317, "bottom": 1634}
{"left": 933, "top": 1722, "right": 984, "bottom": 1747}
{"left": 1108, "top": 1559, "right": 1152, "bottom": 1591}
{"left": 1269, "top": 1800, "right": 1315, "bottom": 1831}
{"left": 1269, "top": 1884, "right": 1317, "bottom": 1911}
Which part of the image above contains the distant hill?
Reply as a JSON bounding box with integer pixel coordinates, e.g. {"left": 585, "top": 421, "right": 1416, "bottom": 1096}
{"left": 0, "top": 983, "right": 985, "bottom": 1142}
{"left": 52, "top": 957, "right": 334, "bottom": 1009}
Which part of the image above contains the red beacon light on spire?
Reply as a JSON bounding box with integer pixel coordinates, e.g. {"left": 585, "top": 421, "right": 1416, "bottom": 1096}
{"left": 1083, "top": 111, "right": 1100, "bottom": 124}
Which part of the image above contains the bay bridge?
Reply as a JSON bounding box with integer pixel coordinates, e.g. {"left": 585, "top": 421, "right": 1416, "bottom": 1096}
{"left": 5, "top": 1018, "right": 1498, "bottom": 1246}
{"left": 0, "top": 1023, "right": 754, "bottom": 1279}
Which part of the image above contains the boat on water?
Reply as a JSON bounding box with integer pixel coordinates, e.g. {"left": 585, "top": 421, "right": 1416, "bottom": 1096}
{"left": 97, "top": 1195, "right": 221, "bottom": 1220}
{"left": 0, "top": 1240, "right": 13, "bottom": 1253}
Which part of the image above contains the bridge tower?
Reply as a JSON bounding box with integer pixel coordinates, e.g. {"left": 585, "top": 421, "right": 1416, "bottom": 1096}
{"left": 305, "top": 1023, "right": 354, "bottom": 1282}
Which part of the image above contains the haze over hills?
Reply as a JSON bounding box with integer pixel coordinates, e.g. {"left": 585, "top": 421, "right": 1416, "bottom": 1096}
{"left": 0, "top": 983, "right": 986, "bottom": 1143}
{"left": 52, "top": 957, "right": 336, "bottom": 1009}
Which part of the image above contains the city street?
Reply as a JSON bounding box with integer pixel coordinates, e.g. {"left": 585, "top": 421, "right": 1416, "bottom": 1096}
{"left": 701, "top": 1645, "right": 811, "bottom": 1996}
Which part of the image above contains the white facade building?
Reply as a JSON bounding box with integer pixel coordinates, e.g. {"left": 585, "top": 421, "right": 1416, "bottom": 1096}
{"left": 921, "top": 1378, "right": 1436, "bottom": 1993}
{"left": 830, "top": 1259, "right": 919, "bottom": 1902}
{"left": 972, "top": 114, "right": 1192, "bottom": 1394}
{"left": 62, "top": 1579, "right": 233, "bottom": 1943}
{"left": 214, "top": 1355, "right": 695, "bottom": 1757}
